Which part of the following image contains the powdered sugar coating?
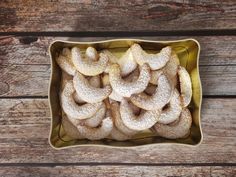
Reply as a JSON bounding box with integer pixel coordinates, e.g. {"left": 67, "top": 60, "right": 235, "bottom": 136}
{"left": 86, "top": 46, "right": 98, "bottom": 61}
{"left": 56, "top": 48, "right": 76, "bottom": 76}
{"left": 83, "top": 103, "right": 106, "bottom": 127}
{"left": 109, "top": 63, "right": 151, "bottom": 97}
{"left": 61, "top": 81, "right": 102, "bottom": 120}
{"left": 73, "top": 72, "right": 112, "bottom": 103}
{"left": 120, "top": 99, "right": 161, "bottom": 131}
{"left": 76, "top": 117, "right": 113, "bottom": 140}
{"left": 158, "top": 89, "right": 182, "bottom": 124}
{"left": 131, "top": 44, "right": 171, "bottom": 70}
{"left": 131, "top": 74, "right": 173, "bottom": 110}
{"left": 72, "top": 47, "right": 108, "bottom": 76}
{"left": 154, "top": 108, "right": 192, "bottom": 139}
{"left": 110, "top": 102, "right": 138, "bottom": 136}
{"left": 178, "top": 66, "right": 192, "bottom": 107}
{"left": 102, "top": 48, "right": 137, "bottom": 76}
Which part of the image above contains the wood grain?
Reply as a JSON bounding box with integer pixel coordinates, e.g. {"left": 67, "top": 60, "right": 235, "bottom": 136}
{"left": 0, "top": 36, "right": 236, "bottom": 97}
{"left": 1, "top": 1, "right": 235, "bottom": 174}
{"left": 0, "top": 166, "right": 235, "bottom": 177}
{"left": 0, "top": 98, "right": 235, "bottom": 163}
{"left": 0, "top": 1, "right": 236, "bottom": 32}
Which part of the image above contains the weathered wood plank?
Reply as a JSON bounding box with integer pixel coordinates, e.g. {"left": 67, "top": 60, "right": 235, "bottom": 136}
{"left": 0, "top": 36, "right": 235, "bottom": 96}
{"left": 0, "top": 166, "right": 235, "bottom": 177}
{"left": 0, "top": 98, "right": 235, "bottom": 163}
{"left": 1, "top": 36, "right": 236, "bottom": 65}
{"left": 0, "top": 1, "right": 235, "bottom": 32}
{"left": 200, "top": 65, "right": 236, "bottom": 96}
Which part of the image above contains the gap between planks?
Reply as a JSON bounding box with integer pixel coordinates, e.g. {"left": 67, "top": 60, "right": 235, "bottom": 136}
{"left": 0, "top": 163, "right": 236, "bottom": 167}
{"left": 0, "top": 29, "right": 236, "bottom": 37}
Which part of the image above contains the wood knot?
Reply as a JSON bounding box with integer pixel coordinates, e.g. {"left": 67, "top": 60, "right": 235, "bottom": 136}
{"left": 19, "top": 37, "right": 38, "bottom": 44}
{"left": 0, "top": 82, "right": 10, "bottom": 95}
{"left": 144, "top": 5, "right": 181, "bottom": 20}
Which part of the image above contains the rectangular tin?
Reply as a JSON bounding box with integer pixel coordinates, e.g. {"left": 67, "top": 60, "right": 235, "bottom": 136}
{"left": 48, "top": 38, "right": 202, "bottom": 149}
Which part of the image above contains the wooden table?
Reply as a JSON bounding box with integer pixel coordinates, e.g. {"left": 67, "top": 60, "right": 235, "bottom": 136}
{"left": 0, "top": 1, "right": 236, "bottom": 176}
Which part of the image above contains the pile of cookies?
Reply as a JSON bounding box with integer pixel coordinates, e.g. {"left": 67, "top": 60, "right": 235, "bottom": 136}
{"left": 56, "top": 43, "right": 192, "bottom": 141}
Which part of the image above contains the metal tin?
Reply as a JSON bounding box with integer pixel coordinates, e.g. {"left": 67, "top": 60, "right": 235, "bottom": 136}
{"left": 48, "top": 38, "right": 202, "bottom": 149}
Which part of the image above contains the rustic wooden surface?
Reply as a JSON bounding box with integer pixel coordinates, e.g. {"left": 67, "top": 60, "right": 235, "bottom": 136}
{"left": 0, "top": 1, "right": 236, "bottom": 176}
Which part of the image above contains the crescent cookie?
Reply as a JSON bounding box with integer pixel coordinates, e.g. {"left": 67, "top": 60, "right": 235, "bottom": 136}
{"left": 131, "top": 44, "right": 171, "bottom": 70}
{"left": 71, "top": 47, "right": 108, "bottom": 76}
{"left": 110, "top": 101, "right": 138, "bottom": 136}
{"left": 73, "top": 71, "right": 112, "bottom": 103}
{"left": 153, "top": 108, "right": 192, "bottom": 139}
{"left": 83, "top": 102, "right": 106, "bottom": 127}
{"left": 102, "top": 48, "right": 137, "bottom": 76}
{"left": 178, "top": 66, "right": 192, "bottom": 107}
{"left": 158, "top": 89, "right": 182, "bottom": 124}
{"left": 65, "top": 103, "right": 106, "bottom": 128}
{"left": 120, "top": 99, "right": 161, "bottom": 131}
{"left": 150, "top": 51, "right": 180, "bottom": 86}
{"left": 109, "top": 63, "right": 151, "bottom": 97}
{"left": 61, "top": 81, "right": 102, "bottom": 120}
{"left": 130, "top": 74, "right": 173, "bottom": 110}
{"left": 76, "top": 117, "right": 113, "bottom": 140}
{"left": 56, "top": 48, "right": 76, "bottom": 76}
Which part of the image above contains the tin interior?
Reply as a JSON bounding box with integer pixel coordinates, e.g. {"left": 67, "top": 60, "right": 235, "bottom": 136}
{"left": 49, "top": 39, "right": 202, "bottom": 149}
